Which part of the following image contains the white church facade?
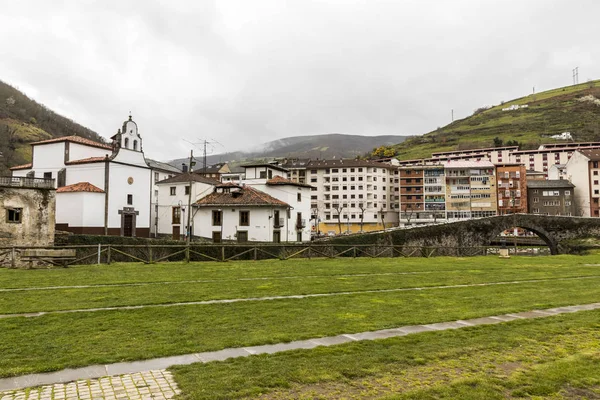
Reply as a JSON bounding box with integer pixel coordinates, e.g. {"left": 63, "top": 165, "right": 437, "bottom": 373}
{"left": 10, "top": 116, "right": 163, "bottom": 237}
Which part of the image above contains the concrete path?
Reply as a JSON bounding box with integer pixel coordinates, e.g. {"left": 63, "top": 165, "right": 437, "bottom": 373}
{"left": 1, "top": 302, "right": 599, "bottom": 394}
{"left": 2, "top": 275, "right": 599, "bottom": 320}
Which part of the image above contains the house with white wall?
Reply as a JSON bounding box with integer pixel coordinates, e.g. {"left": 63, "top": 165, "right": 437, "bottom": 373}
{"left": 10, "top": 116, "right": 162, "bottom": 236}
{"left": 194, "top": 183, "right": 295, "bottom": 242}
{"left": 155, "top": 173, "right": 218, "bottom": 240}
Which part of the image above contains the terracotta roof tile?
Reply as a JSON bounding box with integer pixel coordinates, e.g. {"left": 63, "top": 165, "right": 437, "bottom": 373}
{"left": 31, "top": 135, "right": 113, "bottom": 150}
{"left": 9, "top": 163, "right": 32, "bottom": 170}
{"left": 195, "top": 185, "right": 289, "bottom": 207}
{"left": 266, "top": 175, "right": 313, "bottom": 188}
{"left": 56, "top": 182, "right": 105, "bottom": 193}
{"left": 65, "top": 156, "right": 106, "bottom": 165}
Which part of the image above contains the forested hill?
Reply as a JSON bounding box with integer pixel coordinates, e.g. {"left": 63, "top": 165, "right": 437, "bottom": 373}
{"left": 0, "top": 80, "right": 104, "bottom": 174}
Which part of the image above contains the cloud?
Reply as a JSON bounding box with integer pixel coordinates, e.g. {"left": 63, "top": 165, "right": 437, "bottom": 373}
{"left": 1, "top": 0, "right": 599, "bottom": 160}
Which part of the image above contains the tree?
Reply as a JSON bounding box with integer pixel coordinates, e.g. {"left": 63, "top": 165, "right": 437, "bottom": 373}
{"left": 333, "top": 203, "right": 345, "bottom": 234}
{"left": 358, "top": 202, "right": 366, "bottom": 232}
{"left": 493, "top": 137, "right": 503, "bottom": 147}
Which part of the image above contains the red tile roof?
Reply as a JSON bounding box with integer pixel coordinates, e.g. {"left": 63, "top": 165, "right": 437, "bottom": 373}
{"left": 195, "top": 185, "right": 289, "bottom": 207}
{"left": 65, "top": 156, "right": 106, "bottom": 165}
{"left": 31, "top": 135, "right": 113, "bottom": 150}
{"left": 9, "top": 163, "right": 32, "bottom": 170}
{"left": 266, "top": 175, "right": 314, "bottom": 188}
{"left": 56, "top": 182, "right": 105, "bottom": 193}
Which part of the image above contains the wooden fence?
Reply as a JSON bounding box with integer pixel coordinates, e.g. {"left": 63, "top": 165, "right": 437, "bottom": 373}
{"left": 0, "top": 243, "right": 550, "bottom": 268}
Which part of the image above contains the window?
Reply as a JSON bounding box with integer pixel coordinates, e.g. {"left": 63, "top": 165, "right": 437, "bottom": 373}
{"left": 127, "top": 194, "right": 133, "bottom": 205}
{"left": 565, "top": 190, "right": 571, "bottom": 196}
{"left": 239, "top": 211, "right": 250, "bottom": 226}
{"left": 154, "top": 172, "right": 159, "bottom": 183}
{"left": 124, "top": 138, "right": 129, "bottom": 148}
{"left": 185, "top": 186, "right": 190, "bottom": 195}
{"left": 57, "top": 168, "right": 66, "bottom": 188}
{"left": 43, "top": 172, "right": 52, "bottom": 180}
{"left": 133, "top": 140, "right": 138, "bottom": 151}
{"left": 170, "top": 187, "right": 176, "bottom": 196}
{"left": 6, "top": 208, "right": 22, "bottom": 223}
{"left": 212, "top": 210, "right": 222, "bottom": 226}
{"left": 297, "top": 192, "right": 301, "bottom": 202}
{"left": 172, "top": 207, "right": 181, "bottom": 224}
{"left": 259, "top": 171, "right": 267, "bottom": 179}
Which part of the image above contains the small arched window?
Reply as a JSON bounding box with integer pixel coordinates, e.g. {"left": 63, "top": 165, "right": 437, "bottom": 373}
{"left": 133, "top": 140, "right": 138, "bottom": 151}
{"left": 124, "top": 138, "right": 129, "bottom": 148}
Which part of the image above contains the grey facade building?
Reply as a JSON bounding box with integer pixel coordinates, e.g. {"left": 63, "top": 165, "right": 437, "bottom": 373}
{"left": 527, "top": 180, "right": 575, "bottom": 216}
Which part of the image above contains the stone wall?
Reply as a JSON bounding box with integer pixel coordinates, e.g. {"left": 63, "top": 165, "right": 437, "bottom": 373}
{"left": 0, "top": 186, "right": 56, "bottom": 247}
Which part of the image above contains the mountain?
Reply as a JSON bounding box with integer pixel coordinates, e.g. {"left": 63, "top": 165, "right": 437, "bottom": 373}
{"left": 394, "top": 80, "right": 600, "bottom": 160}
{"left": 0, "top": 80, "right": 105, "bottom": 174}
{"left": 169, "top": 133, "right": 408, "bottom": 168}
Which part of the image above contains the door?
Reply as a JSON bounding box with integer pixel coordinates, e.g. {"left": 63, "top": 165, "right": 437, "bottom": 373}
{"left": 212, "top": 231, "right": 222, "bottom": 243}
{"left": 172, "top": 226, "right": 180, "bottom": 240}
{"left": 273, "top": 230, "right": 281, "bottom": 243}
{"left": 237, "top": 231, "right": 248, "bottom": 243}
{"left": 123, "top": 214, "right": 133, "bottom": 237}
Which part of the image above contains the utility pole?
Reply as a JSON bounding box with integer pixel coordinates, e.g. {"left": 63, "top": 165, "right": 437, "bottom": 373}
{"left": 451, "top": 109, "right": 454, "bottom": 122}
{"left": 573, "top": 67, "right": 579, "bottom": 85}
{"left": 186, "top": 150, "right": 194, "bottom": 244}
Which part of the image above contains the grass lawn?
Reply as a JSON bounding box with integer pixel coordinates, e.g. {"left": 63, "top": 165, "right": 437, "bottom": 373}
{"left": 172, "top": 309, "right": 600, "bottom": 399}
{"left": 1, "top": 255, "right": 599, "bottom": 397}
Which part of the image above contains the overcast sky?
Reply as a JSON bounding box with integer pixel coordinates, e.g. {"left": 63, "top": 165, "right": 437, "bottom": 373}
{"left": 1, "top": 0, "right": 599, "bottom": 160}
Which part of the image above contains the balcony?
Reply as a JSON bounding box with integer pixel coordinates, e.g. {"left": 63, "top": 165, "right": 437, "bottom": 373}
{"left": 0, "top": 176, "right": 55, "bottom": 189}
{"left": 296, "top": 219, "right": 306, "bottom": 229}
{"left": 274, "top": 218, "right": 285, "bottom": 228}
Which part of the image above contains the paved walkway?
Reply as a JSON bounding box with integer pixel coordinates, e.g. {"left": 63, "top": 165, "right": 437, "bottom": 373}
{"left": 0, "top": 370, "right": 180, "bottom": 400}
{"left": 1, "top": 301, "right": 599, "bottom": 396}
{"left": 2, "top": 275, "right": 599, "bottom": 320}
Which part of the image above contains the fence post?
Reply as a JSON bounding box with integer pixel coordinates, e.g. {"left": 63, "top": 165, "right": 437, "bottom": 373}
{"left": 221, "top": 245, "right": 225, "bottom": 262}
{"left": 97, "top": 244, "right": 101, "bottom": 265}
{"left": 254, "top": 246, "right": 257, "bottom": 261}
{"left": 148, "top": 245, "right": 153, "bottom": 264}
{"left": 353, "top": 246, "right": 356, "bottom": 258}
{"left": 185, "top": 244, "right": 190, "bottom": 263}
{"left": 107, "top": 245, "right": 111, "bottom": 265}
{"left": 308, "top": 245, "right": 311, "bottom": 259}
{"left": 11, "top": 247, "right": 16, "bottom": 268}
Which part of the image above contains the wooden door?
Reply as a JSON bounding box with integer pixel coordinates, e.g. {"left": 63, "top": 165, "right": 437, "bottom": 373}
{"left": 172, "top": 226, "right": 180, "bottom": 240}
{"left": 123, "top": 214, "right": 133, "bottom": 237}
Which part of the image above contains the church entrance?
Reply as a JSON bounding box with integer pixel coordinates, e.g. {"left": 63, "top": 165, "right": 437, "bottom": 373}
{"left": 119, "top": 207, "right": 138, "bottom": 237}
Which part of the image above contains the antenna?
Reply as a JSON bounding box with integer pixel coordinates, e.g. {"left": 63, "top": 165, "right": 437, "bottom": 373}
{"left": 182, "top": 138, "right": 223, "bottom": 173}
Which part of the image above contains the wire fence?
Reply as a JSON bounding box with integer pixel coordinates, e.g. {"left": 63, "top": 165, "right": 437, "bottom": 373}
{"left": 0, "top": 243, "right": 551, "bottom": 268}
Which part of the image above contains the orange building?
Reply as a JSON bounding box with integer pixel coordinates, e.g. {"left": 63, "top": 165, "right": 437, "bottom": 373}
{"left": 495, "top": 163, "right": 527, "bottom": 214}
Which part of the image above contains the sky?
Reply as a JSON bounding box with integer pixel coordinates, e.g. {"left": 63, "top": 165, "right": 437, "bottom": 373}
{"left": 1, "top": 0, "right": 599, "bottom": 161}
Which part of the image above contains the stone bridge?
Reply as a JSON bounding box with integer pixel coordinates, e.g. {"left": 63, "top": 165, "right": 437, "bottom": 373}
{"left": 330, "top": 214, "right": 600, "bottom": 255}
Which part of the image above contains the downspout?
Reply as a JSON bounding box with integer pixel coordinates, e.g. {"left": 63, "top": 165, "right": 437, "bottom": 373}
{"left": 150, "top": 170, "right": 154, "bottom": 238}
{"left": 104, "top": 155, "right": 110, "bottom": 235}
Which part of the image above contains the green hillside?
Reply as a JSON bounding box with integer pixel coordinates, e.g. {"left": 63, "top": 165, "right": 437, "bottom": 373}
{"left": 0, "top": 80, "right": 105, "bottom": 174}
{"left": 396, "top": 80, "right": 600, "bottom": 160}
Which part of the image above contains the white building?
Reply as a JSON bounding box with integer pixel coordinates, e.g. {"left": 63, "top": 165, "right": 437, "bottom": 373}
{"left": 147, "top": 159, "right": 182, "bottom": 237}
{"left": 10, "top": 116, "right": 163, "bottom": 236}
{"left": 565, "top": 149, "right": 600, "bottom": 217}
{"left": 194, "top": 183, "right": 299, "bottom": 242}
{"left": 303, "top": 159, "right": 398, "bottom": 234}
{"left": 155, "top": 173, "right": 218, "bottom": 240}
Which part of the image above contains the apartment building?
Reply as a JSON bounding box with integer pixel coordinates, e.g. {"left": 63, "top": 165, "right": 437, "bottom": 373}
{"left": 495, "top": 163, "right": 527, "bottom": 214}
{"left": 431, "top": 146, "right": 518, "bottom": 164}
{"left": 527, "top": 180, "right": 575, "bottom": 216}
{"left": 399, "top": 165, "right": 446, "bottom": 224}
{"left": 565, "top": 149, "right": 600, "bottom": 217}
{"left": 445, "top": 160, "right": 497, "bottom": 220}
{"left": 510, "top": 142, "right": 600, "bottom": 177}
{"left": 305, "top": 159, "right": 398, "bottom": 234}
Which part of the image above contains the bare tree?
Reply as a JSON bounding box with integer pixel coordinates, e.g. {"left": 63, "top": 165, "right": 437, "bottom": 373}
{"left": 358, "top": 202, "right": 366, "bottom": 232}
{"left": 332, "top": 203, "right": 345, "bottom": 234}
{"left": 402, "top": 204, "right": 414, "bottom": 226}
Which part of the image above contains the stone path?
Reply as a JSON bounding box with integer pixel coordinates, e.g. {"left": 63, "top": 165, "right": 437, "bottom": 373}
{"left": 1, "top": 301, "right": 599, "bottom": 396}
{"left": 2, "top": 275, "right": 599, "bottom": 320}
{"left": 0, "top": 370, "right": 180, "bottom": 400}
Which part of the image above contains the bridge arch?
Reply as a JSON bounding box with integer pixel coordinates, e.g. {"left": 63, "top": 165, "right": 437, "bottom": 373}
{"left": 487, "top": 221, "right": 558, "bottom": 255}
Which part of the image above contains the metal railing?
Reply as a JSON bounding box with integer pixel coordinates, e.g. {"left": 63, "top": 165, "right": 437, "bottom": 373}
{"left": 0, "top": 176, "right": 55, "bottom": 189}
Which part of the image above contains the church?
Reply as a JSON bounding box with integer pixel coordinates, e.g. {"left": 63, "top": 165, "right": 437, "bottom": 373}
{"left": 10, "top": 116, "right": 173, "bottom": 237}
